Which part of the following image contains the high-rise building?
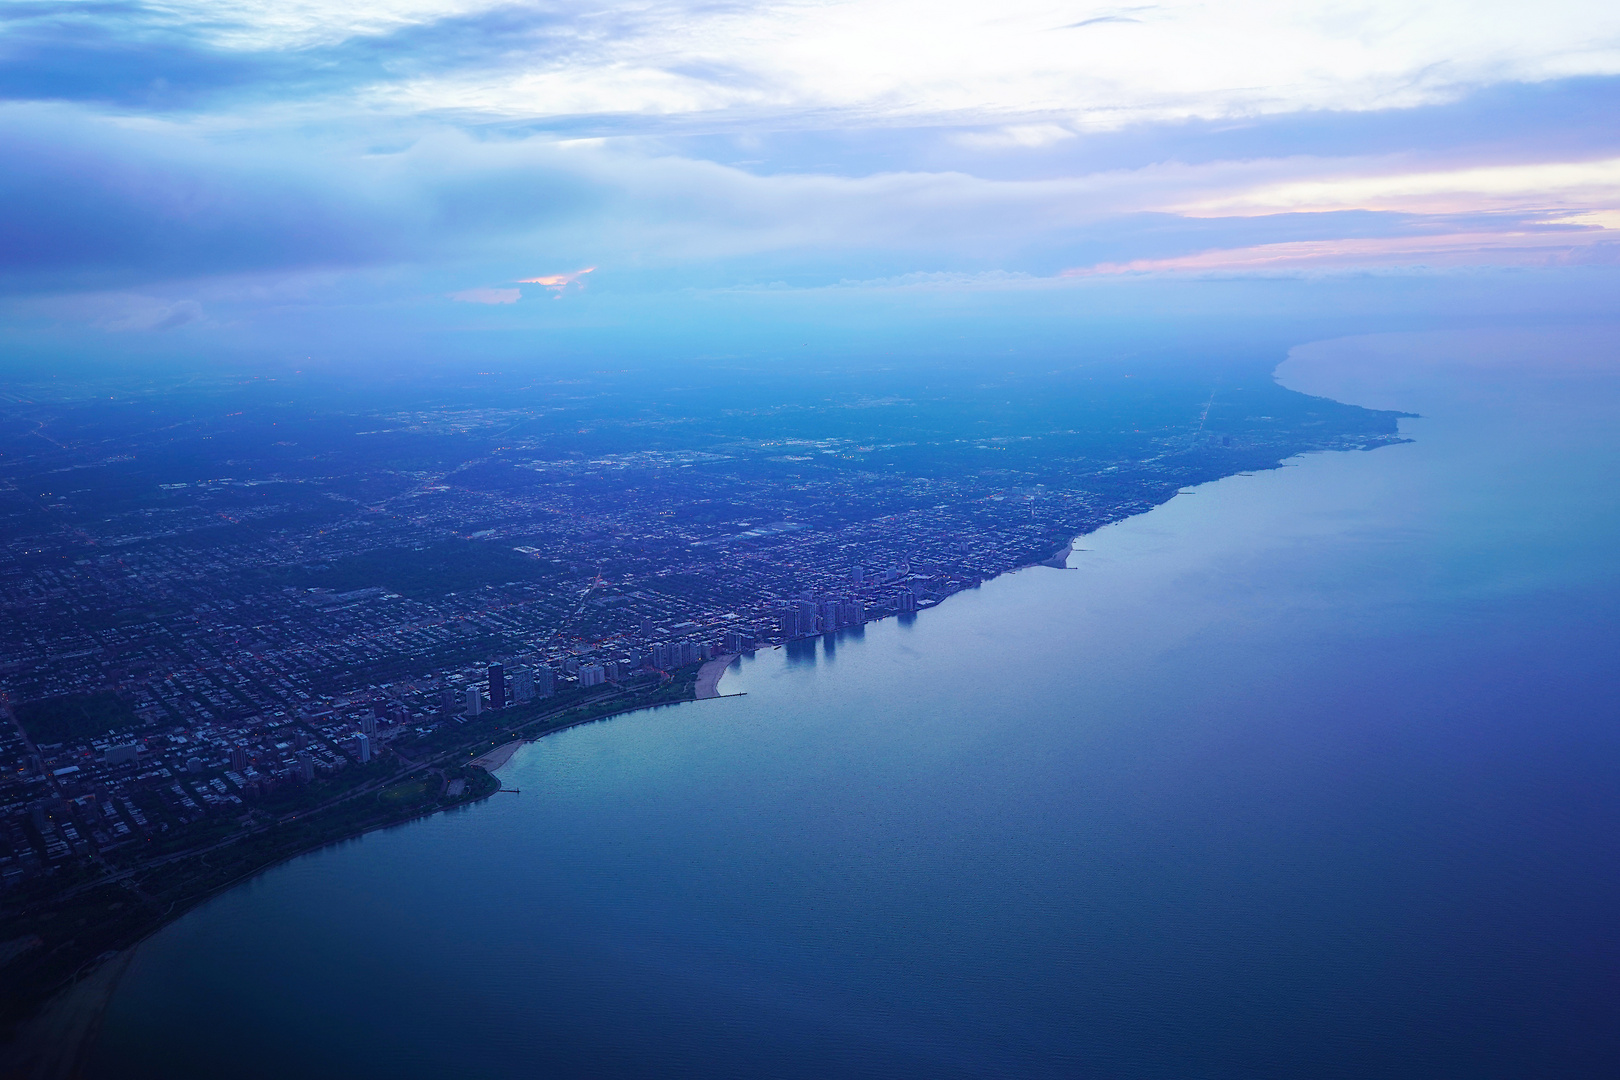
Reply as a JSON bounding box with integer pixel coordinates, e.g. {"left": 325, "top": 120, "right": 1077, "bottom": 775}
{"left": 605, "top": 660, "right": 623, "bottom": 682}
{"left": 579, "top": 663, "right": 606, "bottom": 688}
{"left": 820, "top": 600, "right": 841, "bottom": 632}
{"left": 359, "top": 714, "right": 377, "bottom": 735}
{"left": 895, "top": 588, "right": 917, "bottom": 612}
{"left": 488, "top": 663, "right": 505, "bottom": 709}
{"left": 294, "top": 752, "right": 315, "bottom": 782}
{"left": 229, "top": 745, "right": 249, "bottom": 772}
{"left": 465, "top": 686, "right": 483, "bottom": 716}
{"left": 440, "top": 687, "right": 458, "bottom": 715}
{"left": 536, "top": 665, "right": 556, "bottom": 696}
{"left": 651, "top": 642, "right": 672, "bottom": 669}
{"left": 355, "top": 733, "right": 371, "bottom": 764}
{"left": 511, "top": 667, "right": 535, "bottom": 702}
{"left": 723, "top": 629, "right": 755, "bottom": 653}
{"left": 850, "top": 566, "right": 864, "bottom": 583}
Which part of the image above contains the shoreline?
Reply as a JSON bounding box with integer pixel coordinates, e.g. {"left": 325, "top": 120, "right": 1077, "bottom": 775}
{"left": 695, "top": 654, "right": 739, "bottom": 700}
{"left": 3, "top": 681, "right": 700, "bottom": 1075}
{"left": 2, "top": 949, "right": 135, "bottom": 1080}
{"left": 11, "top": 654, "right": 746, "bottom": 1073}
{"left": 469, "top": 739, "right": 524, "bottom": 772}
{"left": 472, "top": 664, "right": 740, "bottom": 777}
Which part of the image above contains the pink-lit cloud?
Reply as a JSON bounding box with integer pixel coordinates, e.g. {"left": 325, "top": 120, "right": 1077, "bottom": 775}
{"left": 1063, "top": 228, "right": 1620, "bottom": 277}
{"left": 518, "top": 268, "right": 595, "bottom": 297}
{"left": 1171, "top": 157, "right": 1620, "bottom": 218}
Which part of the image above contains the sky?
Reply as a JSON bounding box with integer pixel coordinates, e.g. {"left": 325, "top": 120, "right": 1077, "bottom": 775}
{"left": 2, "top": 0, "right": 1618, "bottom": 373}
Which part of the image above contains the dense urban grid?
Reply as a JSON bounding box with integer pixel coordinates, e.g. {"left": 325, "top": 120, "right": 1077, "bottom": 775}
{"left": 0, "top": 360, "right": 1407, "bottom": 1025}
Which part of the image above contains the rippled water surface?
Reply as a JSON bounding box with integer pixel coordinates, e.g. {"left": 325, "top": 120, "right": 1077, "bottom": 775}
{"left": 95, "top": 330, "right": 1620, "bottom": 1079}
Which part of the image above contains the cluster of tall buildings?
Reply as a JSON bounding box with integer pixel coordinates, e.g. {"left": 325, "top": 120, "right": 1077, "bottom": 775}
{"left": 775, "top": 594, "right": 895, "bottom": 638}
{"left": 440, "top": 662, "right": 560, "bottom": 717}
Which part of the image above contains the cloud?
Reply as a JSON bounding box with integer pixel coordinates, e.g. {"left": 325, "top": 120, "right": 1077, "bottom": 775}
{"left": 450, "top": 286, "right": 520, "bottom": 303}
{"left": 1062, "top": 228, "right": 1619, "bottom": 277}
{"left": 3, "top": 99, "right": 1616, "bottom": 303}
{"left": 344, "top": 0, "right": 1620, "bottom": 129}
{"left": 1059, "top": 14, "right": 1151, "bottom": 30}
{"left": 146, "top": 297, "right": 203, "bottom": 329}
{"left": 27, "top": 291, "right": 208, "bottom": 331}
{"left": 517, "top": 268, "right": 594, "bottom": 294}
{"left": 4, "top": 1, "right": 1617, "bottom": 132}
{"left": 1176, "top": 157, "right": 1620, "bottom": 217}
{"left": 0, "top": 0, "right": 1618, "bottom": 362}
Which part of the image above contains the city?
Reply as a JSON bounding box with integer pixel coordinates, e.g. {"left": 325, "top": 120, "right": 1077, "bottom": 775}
{"left": 0, "top": 363, "right": 1407, "bottom": 1029}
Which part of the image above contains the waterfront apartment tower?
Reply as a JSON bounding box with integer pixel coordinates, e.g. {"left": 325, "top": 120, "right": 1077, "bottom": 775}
{"left": 465, "top": 685, "right": 483, "bottom": 716}
{"left": 488, "top": 663, "right": 505, "bottom": 709}
{"left": 511, "top": 667, "right": 535, "bottom": 703}
{"left": 820, "top": 600, "right": 841, "bottom": 632}
{"left": 796, "top": 599, "right": 820, "bottom": 634}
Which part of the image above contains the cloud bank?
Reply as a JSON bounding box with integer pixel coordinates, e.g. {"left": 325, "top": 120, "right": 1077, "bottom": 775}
{"left": 1, "top": 0, "right": 1617, "bottom": 364}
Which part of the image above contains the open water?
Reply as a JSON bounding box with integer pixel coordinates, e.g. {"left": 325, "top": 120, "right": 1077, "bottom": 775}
{"left": 93, "top": 329, "right": 1620, "bottom": 1079}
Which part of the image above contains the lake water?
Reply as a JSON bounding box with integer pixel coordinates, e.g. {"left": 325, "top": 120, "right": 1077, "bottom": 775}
{"left": 92, "top": 329, "right": 1620, "bottom": 1079}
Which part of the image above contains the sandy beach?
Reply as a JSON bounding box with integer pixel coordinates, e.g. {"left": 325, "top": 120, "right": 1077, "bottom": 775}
{"left": 2, "top": 948, "right": 135, "bottom": 1080}
{"left": 470, "top": 739, "right": 524, "bottom": 772}
{"left": 1040, "top": 539, "right": 1074, "bottom": 569}
{"left": 695, "top": 654, "right": 738, "bottom": 699}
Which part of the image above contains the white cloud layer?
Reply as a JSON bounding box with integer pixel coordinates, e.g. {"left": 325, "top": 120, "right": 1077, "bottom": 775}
{"left": 1178, "top": 157, "right": 1620, "bottom": 217}
{"left": 164, "top": 0, "right": 1620, "bottom": 128}
{"left": 3, "top": 0, "right": 1619, "bottom": 332}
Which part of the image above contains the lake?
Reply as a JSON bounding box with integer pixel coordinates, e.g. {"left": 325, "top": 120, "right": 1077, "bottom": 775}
{"left": 93, "top": 328, "right": 1620, "bottom": 1079}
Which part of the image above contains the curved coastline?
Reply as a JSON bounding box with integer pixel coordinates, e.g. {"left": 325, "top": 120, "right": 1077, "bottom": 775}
{"left": 22, "top": 362, "right": 1414, "bottom": 1074}
{"left": 4, "top": 682, "right": 707, "bottom": 1077}
{"left": 695, "top": 654, "right": 739, "bottom": 700}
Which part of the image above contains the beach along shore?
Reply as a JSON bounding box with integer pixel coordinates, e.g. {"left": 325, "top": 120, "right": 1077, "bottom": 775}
{"left": 695, "top": 654, "right": 739, "bottom": 699}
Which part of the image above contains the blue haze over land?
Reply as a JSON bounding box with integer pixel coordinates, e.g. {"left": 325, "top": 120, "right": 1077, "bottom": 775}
{"left": 93, "top": 330, "right": 1620, "bottom": 1078}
